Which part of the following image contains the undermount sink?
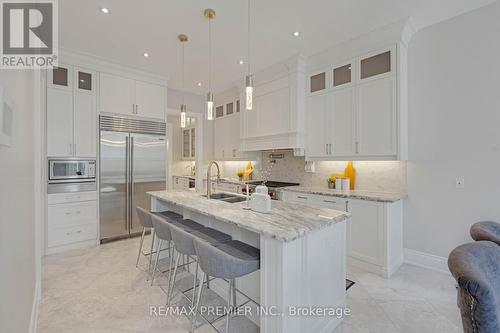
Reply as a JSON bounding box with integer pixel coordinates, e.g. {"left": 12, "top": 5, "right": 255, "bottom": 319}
{"left": 202, "top": 193, "right": 247, "bottom": 203}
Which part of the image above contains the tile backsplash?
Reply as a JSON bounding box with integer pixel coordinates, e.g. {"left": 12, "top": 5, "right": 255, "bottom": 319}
{"left": 219, "top": 151, "right": 407, "bottom": 193}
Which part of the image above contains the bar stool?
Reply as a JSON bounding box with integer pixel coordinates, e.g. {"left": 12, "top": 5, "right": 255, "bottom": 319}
{"left": 167, "top": 223, "right": 232, "bottom": 308}
{"left": 135, "top": 207, "right": 156, "bottom": 276}
{"left": 150, "top": 212, "right": 183, "bottom": 286}
{"left": 193, "top": 239, "right": 260, "bottom": 333}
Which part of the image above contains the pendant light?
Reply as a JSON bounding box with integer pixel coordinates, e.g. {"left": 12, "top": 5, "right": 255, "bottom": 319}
{"left": 178, "top": 34, "right": 188, "bottom": 128}
{"left": 204, "top": 9, "right": 216, "bottom": 120}
{"left": 245, "top": 0, "right": 253, "bottom": 110}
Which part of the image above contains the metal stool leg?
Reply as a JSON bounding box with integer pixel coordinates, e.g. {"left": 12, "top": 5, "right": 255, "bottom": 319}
{"left": 136, "top": 227, "right": 146, "bottom": 268}
{"left": 232, "top": 279, "right": 237, "bottom": 307}
{"left": 167, "top": 251, "right": 181, "bottom": 305}
{"left": 192, "top": 273, "right": 207, "bottom": 333}
{"left": 147, "top": 230, "right": 155, "bottom": 279}
{"left": 192, "top": 263, "right": 199, "bottom": 307}
{"left": 151, "top": 239, "right": 163, "bottom": 286}
{"left": 226, "top": 279, "right": 233, "bottom": 333}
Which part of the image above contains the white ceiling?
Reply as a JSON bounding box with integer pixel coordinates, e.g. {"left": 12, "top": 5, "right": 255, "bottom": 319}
{"left": 59, "top": 0, "right": 496, "bottom": 94}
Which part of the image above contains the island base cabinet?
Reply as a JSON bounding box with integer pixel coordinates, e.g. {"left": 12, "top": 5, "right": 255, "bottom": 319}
{"left": 347, "top": 199, "right": 403, "bottom": 278}
{"left": 260, "top": 221, "right": 347, "bottom": 333}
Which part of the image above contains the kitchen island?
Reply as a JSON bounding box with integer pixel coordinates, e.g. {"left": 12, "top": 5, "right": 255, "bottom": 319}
{"left": 148, "top": 190, "right": 350, "bottom": 333}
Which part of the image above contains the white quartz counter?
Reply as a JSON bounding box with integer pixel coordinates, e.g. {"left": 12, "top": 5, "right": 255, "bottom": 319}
{"left": 148, "top": 190, "right": 349, "bottom": 242}
{"left": 279, "top": 186, "right": 406, "bottom": 203}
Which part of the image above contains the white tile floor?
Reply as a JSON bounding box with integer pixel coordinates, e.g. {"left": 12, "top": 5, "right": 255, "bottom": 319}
{"left": 37, "top": 237, "right": 462, "bottom": 333}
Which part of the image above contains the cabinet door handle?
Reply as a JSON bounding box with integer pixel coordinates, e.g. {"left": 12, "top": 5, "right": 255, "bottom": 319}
{"left": 136, "top": 104, "right": 139, "bottom": 114}
{"left": 69, "top": 143, "right": 73, "bottom": 155}
{"left": 297, "top": 196, "right": 308, "bottom": 200}
{"left": 355, "top": 142, "right": 359, "bottom": 154}
{"left": 324, "top": 200, "right": 337, "bottom": 204}
{"left": 325, "top": 144, "right": 328, "bottom": 155}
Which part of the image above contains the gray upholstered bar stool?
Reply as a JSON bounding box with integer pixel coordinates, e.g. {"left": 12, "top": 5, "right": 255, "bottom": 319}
{"left": 193, "top": 239, "right": 260, "bottom": 333}
{"left": 150, "top": 212, "right": 183, "bottom": 286}
{"left": 470, "top": 221, "right": 500, "bottom": 245}
{"left": 135, "top": 207, "right": 156, "bottom": 277}
{"left": 167, "top": 223, "right": 232, "bottom": 308}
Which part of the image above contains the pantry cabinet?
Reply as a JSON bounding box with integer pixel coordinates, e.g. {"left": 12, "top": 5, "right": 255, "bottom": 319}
{"left": 99, "top": 73, "right": 165, "bottom": 120}
{"left": 306, "top": 46, "right": 405, "bottom": 160}
{"left": 46, "top": 65, "right": 97, "bottom": 157}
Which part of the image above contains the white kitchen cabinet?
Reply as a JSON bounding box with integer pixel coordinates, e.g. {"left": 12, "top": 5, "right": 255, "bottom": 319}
{"left": 47, "top": 191, "right": 98, "bottom": 252}
{"left": 47, "top": 66, "right": 97, "bottom": 157}
{"left": 306, "top": 93, "right": 329, "bottom": 158}
{"left": 134, "top": 80, "right": 165, "bottom": 120}
{"left": 306, "top": 46, "right": 405, "bottom": 161}
{"left": 356, "top": 76, "right": 396, "bottom": 157}
{"left": 214, "top": 113, "right": 246, "bottom": 160}
{"left": 73, "top": 67, "right": 97, "bottom": 157}
{"left": 99, "top": 73, "right": 135, "bottom": 116}
{"left": 306, "top": 87, "right": 355, "bottom": 158}
{"left": 347, "top": 200, "right": 384, "bottom": 266}
{"left": 47, "top": 88, "right": 74, "bottom": 157}
{"left": 99, "top": 73, "right": 165, "bottom": 120}
{"left": 281, "top": 191, "right": 403, "bottom": 277}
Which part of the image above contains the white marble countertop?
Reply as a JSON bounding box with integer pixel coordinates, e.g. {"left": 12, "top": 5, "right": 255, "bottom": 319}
{"left": 279, "top": 186, "right": 407, "bottom": 203}
{"left": 148, "top": 190, "right": 350, "bottom": 242}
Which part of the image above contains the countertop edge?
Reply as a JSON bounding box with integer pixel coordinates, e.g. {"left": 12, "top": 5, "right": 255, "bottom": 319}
{"left": 279, "top": 187, "right": 407, "bottom": 203}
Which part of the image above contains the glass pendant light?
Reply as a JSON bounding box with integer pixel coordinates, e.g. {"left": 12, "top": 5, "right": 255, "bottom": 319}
{"left": 204, "top": 9, "right": 216, "bottom": 120}
{"left": 178, "top": 34, "right": 188, "bottom": 128}
{"left": 245, "top": 0, "right": 253, "bottom": 110}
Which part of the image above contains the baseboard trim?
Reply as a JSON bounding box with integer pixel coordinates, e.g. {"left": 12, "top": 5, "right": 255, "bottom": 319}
{"left": 404, "top": 248, "right": 450, "bottom": 275}
{"left": 29, "top": 279, "right": 40, "bottom": 333}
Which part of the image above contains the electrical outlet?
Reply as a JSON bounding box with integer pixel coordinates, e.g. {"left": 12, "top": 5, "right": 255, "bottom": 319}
{"left": 456, "top": 177, "right": 465, "bottom": 189}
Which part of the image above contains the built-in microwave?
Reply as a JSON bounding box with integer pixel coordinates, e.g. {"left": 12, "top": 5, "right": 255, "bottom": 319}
{"left": 48, "top": 159, "right": 96, "bottom": 184}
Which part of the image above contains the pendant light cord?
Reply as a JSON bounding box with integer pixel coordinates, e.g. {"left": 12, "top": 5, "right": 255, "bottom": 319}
{"left": 182, "top": 41, "right": 185, "bottom": 105}
{"left": 209, "top": 17, "right": 212, "bottom": 93}
{"left": 247, "top": 0, "right": 251, "bottom": 75}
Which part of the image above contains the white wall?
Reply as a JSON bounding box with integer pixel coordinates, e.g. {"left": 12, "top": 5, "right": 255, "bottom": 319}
{"left": 0, "top": 70, "right": 37, "bottom": 332}
{"left": 405, "top": 1, "right": 500, "bottom": 258}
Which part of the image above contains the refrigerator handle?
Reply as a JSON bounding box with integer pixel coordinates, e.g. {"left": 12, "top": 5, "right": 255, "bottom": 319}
{"left": 130, "top": 136, "right": 134, "bottom": 231}
{"left": 125, "top": 136, "right": 130, "bottom": 232}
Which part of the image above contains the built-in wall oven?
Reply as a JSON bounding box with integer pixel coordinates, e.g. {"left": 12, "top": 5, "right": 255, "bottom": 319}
{"left": 48, "top": 159, "right": 96, "bottom": 193}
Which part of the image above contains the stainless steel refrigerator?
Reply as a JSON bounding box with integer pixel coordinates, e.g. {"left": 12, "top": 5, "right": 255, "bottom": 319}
{"left": 99, "top": 115, "right": 166, "bottom": 242}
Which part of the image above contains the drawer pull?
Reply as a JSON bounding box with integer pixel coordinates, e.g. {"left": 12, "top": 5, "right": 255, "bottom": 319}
{"left": 324, "top": 200, "right": 337, "bottom": 204}
{"left": 75, "top": 211, "right": 81, "bottom": 214}
{"left": 65, "top": 212, "right": 72, "bottom": 215}
{"left": 76, "top": 230, "right": 82, "bottom": 234}
{"left": 297, "top": 196, "right": 308, "bottom": 200}
{"left": 65, "top": 196, "right": 81, "bottom": 200}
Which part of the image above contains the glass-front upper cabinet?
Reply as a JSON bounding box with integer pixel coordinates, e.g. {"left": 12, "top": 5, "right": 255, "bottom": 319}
{"left": 310, "top": 72, "right": 326, "bottom": 93}
{"left": 333, "top": 63, "right": 352, "bottom": 87}
{"left": 48, "top": 64, "right": 73, "bottom": 90}
{"left": 359, "top": 49, "right": 393, "bottom": 81}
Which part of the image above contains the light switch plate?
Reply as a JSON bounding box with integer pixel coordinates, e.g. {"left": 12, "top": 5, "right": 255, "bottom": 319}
{"left": 456, "top": 177, "right": 465, "bottom": 189}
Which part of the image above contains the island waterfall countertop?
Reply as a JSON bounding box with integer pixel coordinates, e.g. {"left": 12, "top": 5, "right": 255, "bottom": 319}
{"left": 278, "top": 186, "right": 407, "bottom": 203}
{"left": 148, "top": 190, "right": 350, "bottom": 242}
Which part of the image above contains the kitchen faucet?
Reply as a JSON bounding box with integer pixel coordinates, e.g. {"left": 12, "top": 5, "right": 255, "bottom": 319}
{"left": 206, "top": 161, "right": 221, "bottom": 199}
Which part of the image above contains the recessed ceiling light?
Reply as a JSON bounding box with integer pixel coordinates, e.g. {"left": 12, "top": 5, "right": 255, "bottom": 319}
{"left": 143, "top": 52, "right": 150, "bottom": 58}
{"left": 100, "top": 7, "right": 110, "bottom": 14}
{"left": 293, "top": 31, "right": 300, "bottom": 37}
{"left": 239, "top": 60, "right": 244, "bottom": 65}
{"left": 197, "top": 82, "right": 202, "bottom": 87}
